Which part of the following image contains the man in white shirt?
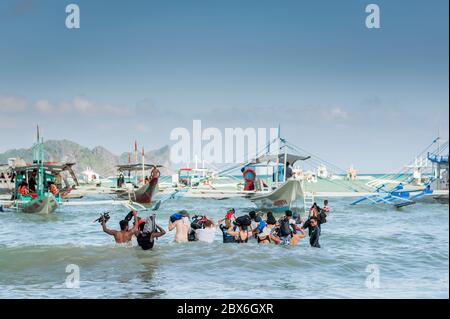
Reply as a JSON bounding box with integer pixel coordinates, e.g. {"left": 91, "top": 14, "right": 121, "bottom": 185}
{"left": 195, "top": 220, "right": 216, "bottom": 243}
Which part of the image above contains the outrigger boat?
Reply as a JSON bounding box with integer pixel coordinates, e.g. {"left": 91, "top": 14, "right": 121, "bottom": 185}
{"left": 351, "top": 138, "right": 449, "bottom": 208}
{"left": 9, "top": 132, "right": 79, "bottom": 214}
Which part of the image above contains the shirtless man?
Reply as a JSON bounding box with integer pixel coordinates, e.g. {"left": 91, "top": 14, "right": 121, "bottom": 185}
{"left": 101, "top": 210, "right": 139, "bottom": 244}
{"left": 168, "top": 212, "right": 190, "bottom": 243}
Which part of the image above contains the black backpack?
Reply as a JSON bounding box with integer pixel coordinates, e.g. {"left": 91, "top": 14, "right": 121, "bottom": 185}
{"left": 279, "top": 217, "right": 292, "bottom": 237}
{"left": 318, "top": 211, "right": 327, "bottom": 224}
{"left": 235, "top": 215, "right": 251, "bottom": 227}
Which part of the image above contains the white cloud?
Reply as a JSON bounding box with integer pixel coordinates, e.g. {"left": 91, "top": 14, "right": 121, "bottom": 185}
{"left": 32, "top": 96, "right": 133, "bottom": 117}
{"left": 0, "top": 95, "right": 27, "bottom": 113}
{"left": 73, "top": 96, "right": 96, "bottom": 114}
{"left": 35, "top": 99, "right": 54, "bottom": 113}
{"left": 322, "top": 107, "right": 349, "bottom": 120}
{"left": 136, "top": 123, "right": 149, "bottom": 132}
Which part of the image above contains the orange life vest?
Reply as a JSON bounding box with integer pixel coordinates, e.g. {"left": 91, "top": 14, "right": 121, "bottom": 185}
{"left": 19, "top": 186, "right": 29, "bottom": 196}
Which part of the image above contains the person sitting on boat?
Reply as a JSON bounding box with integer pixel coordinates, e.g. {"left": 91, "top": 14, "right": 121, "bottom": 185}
{"left": 168, "top": 210, "right": 191, "bottom": 243}
{"left": 47, "top": 182, "right": 59, "bottom": 196}
{"left": 217, "top": 209, "right": 237, "bottom": 243}
{"left": 135, "top": 215, "right": 166, "bottom": 250}
{"left": 101, "top": 210, "right": 139, "bottom": 244}
{"left": 17, "top": 181, "right": 30, "bottom": 197}
{"left": 27, "top": 172, "right": 37, "bottom": 193}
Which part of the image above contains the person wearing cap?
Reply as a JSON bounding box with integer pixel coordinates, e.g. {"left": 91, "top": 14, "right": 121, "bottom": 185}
{"left": 217, "top": 209, "right": 237, "bottom": 243}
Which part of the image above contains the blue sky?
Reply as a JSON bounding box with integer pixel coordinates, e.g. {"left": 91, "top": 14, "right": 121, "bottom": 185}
{"left": 0, "top": 0, "right": 448, "bottom": 172}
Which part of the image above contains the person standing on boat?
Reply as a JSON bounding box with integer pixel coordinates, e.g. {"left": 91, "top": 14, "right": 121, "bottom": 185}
{"left": 150, "top": 166, "right": 160, "bottom": 181}
{"left": 285, "top": 162, "right": 293, "bottom": 180}
{"left": 101, "top": 210, "right": 139, "bottom": 244}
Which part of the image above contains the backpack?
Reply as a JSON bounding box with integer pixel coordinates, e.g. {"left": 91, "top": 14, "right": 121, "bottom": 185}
{"left": 235, "top": 215, "right": 251, "bottom": 227}
{"left": 190, "top": 215, "right": 208, "bottom": 230}
{"left": 279, "top": 217, "right": 292, "bottom": 237}
{"left": 143, "top": 215, "right": 156, "bottom": 234}
{"left": 256, "top": 220, "right": 267, "bottom": 232}
{"left": 318, "top": 211, "right": 327, "bottom": 224}
{"left": 170, "top": 213, "right": 183, "bottom": 223}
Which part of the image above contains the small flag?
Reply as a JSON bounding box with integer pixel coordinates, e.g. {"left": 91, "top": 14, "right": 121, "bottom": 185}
{"left": 134, "top": 140, "right": 138, "bottom": 152}
{"left": 142, "top": 147, "right": 145, "bottom": 156}
{"left": 37, "top": 125, "right": 40, "bottom": 142}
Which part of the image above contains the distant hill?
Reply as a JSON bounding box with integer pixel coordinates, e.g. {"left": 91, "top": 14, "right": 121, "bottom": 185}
{"left": 0, "top": 139, "right": 172, "bottom": 177}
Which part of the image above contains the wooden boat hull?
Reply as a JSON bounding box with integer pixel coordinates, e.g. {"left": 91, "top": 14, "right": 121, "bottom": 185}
{"left": 117, "top": 178, "right": 158, "bottom": 204}
{"left": 250, "top": 180, "right": 303, "bottom": 212}
{"left": 20, "top": 194, "right": 58, "bottom": 214}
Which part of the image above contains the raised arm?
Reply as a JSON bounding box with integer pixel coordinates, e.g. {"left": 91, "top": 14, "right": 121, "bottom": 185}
{"left": 151, "top": 225, "right": 166, "bottom": 240}
{"left": 168, "top": 220, "right": 176, "bottom": 231}
{"left": 128, "top": 210, "right": 140, "bottom": 234}
{"left": 101, "top": 219, "right": 117, "bottom": 236}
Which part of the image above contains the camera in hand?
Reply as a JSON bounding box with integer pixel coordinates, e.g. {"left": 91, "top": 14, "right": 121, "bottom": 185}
{"left": 95, "top": 212, "right": 110, "bottom": 223}
{"left": 124, "top": 211, "right": 134, "bottom": 222}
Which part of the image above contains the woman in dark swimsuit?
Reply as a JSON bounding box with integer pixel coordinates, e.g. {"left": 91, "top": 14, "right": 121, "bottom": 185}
{"left": 227, "top": 225, "right": 250, "bottom": 243}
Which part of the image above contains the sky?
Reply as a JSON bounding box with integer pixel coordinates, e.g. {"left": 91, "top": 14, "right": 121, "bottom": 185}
{"left": 0, "top": 0, "right": 448, "bottom": 172}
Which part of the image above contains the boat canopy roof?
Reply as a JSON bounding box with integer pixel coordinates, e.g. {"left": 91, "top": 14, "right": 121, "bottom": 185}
{"left": 250, "top": 153, "right": 310, "bottom": 165}
{"left": 117, "top": 163, "right": 163, "bottom": 172}
{"left": 13, "top": 162, "right": 79, "bottom": 186}
{"left": 428, "top": 153, "right": 449, "bottom": 165}
{"left": 13, "top": 162, "right": 76, "bottom": 173}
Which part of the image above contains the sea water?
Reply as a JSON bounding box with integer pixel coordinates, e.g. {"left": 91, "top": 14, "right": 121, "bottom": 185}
{"left": 0, "top": 194, "right": 448, "bottom": 298}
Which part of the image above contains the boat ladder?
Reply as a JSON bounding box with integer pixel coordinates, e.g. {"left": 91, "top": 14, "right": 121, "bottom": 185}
{"left": 303, "top": 191, "right": 315, "bottom": 214}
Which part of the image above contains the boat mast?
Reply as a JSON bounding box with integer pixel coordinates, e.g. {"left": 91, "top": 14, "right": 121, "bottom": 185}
{"left": 134, "top": 140, "right": 138, "bottom": 184}
{"left": 141, "top": 146, "right": 145, "bottom": 184}
{"left": 35, "top": 125, "right": 44, "bottom": 197}
{"left": 283, "top": 139, "right": 287, "bottom": 183}
{"left": 275, "top": 124, "right": 280, "bottom": 187}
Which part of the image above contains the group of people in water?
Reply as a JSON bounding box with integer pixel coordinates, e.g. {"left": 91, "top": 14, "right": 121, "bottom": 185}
{"left": 100, "top": 200, "right": 331, "bottom": 250}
